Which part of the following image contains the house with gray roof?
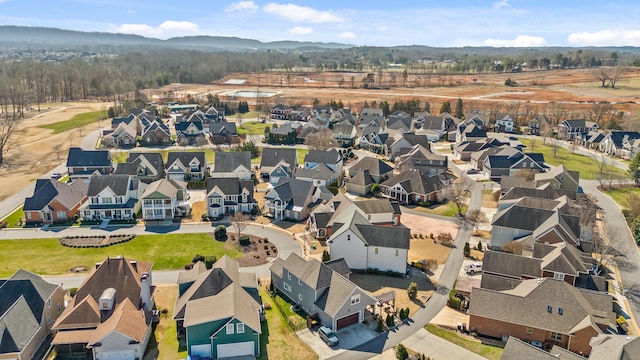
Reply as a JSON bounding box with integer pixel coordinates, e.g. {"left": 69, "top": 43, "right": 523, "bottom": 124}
{"left": 328, "top": 204, "right": 409, "bottom": 274}
{"left": 205, "top": 177, "right": 255, "bottom": 217}
{"left": 114, "top": 152, "right": 165, "bottom": 184}
{"left": 259, "top": 147, "right": 298, "bottom": 184}
{"left": 264, "top": 178, "right": 326, "bottom": 221}
{"left": 454, "top": 138, "right": 507, "bottom": 162}
{"left": 295, "top": 163, "right": 338, "bottom": 187}
{"left": 174, "top": 256, "right": 261, "bottom": 359}
{"left": 331, "top": 123, "right": 357, "bottom": 147}
{"left": 526, "top": 114, "right": 550, "bottom": 136}
{"left": 380, "top": 169, "right": 453, "bottom": 204}
{"left": 212, "top": 151, "right": 252, "bottom": 180}
{"left": 395, "top": 144, "right": 448, "bottom": 175}
{"left": 270, "top": 253, "right": 376, "bottom": 330}
{"left": 495, "top": 113, "right": 516, "bottom": 133}
{"left": 102, "top": 121, "right": 137, "bottom": 148}
{"left": 469, "top": 278, "right": 616, "bottom": 356}
{"left": 456, "top": 123, "right": 488, "bottom": 144}
{"left": 482, "top": 148, "right": 547, "bottom": 181}
{"left": 386, "top": 133, "right": 431, "bottom": 161}
{"left": 24, "top": 178, "right": 88, "bottom": 225}
{"left": 303, "top": 149, "right": 343, "bottom": 174}
{"left": 166, "top": 151, "right": 208, "bottom": 181}
{"left": 175, "top": 120, "right": 207, "bottom": 146}
{"left": 346, "top": 169, "right": 376, "bottom": 196}
{"left": 558, "top": 119, "right": 599, "bottom": 141}
{"left": 140, "top": 178, "right": 190, "bottom": 220}
{"left": 589, "top": 334, "right": 640, "bottom": 360}
{"left": 598, "top": 131, "right": 640, "bottom": 157}
{"left": 347, "top": 156, "right": 394, "bottom": 183}
{"left": 140, "top": 120, "right": 172, "bottom": 146}
{"left": 534, "top": 164, "right": 580, "bottom": 192}
{"left": 501, "top": 336, "right": 586, "bottom": 360}
{"left": 79, "top": 175, "right": 144, "bottom": 221}
{"left": 66, "top": 147, "right": 112, "bottom": 180}
{"left": 0, "top": 270, "right": 65, "bottom": 360}
{"left": 208, "top": 122, "right": 240, "bottom": 145}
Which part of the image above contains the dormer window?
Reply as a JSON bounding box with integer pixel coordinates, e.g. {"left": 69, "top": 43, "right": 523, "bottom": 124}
{"left": 558, "top": 307, "right": 563, "bottom": 315}
{"left": 547, "top": 305, "right": 552, "bottom": 313}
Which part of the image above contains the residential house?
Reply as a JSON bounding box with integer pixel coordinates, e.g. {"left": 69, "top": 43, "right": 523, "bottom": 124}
{"left": 454, "top": 138, "right": 507, "bottom": 162}
{"left": 359, "top": 115, "right": 385, "bottom": 128}
{"left": 557, "top": 119, "right": 599, "bottom": 141}
{"left": 166, "top": 152, "right": 208, "bottom": 181}
{"left": 580, "top": 131, "right": 605, "bottom": 150}
{"left": 598, "top": 131, "right": 640, "bottom": 157}
{"left": 328, "top": 204, "right": 410, "bottom": 274}
{"left": 24, "top": 179, "right": 88, "bottom": 225}
{"left": 114, "top": 152, "right": 165, "bottom": 184}
{"left": 206, "top": 106, "right": 226, "bottom": 122}
{"left": 469, "top": 278, "right": 615, "bottom": 356}
{"left": 380, "top": 169, "right": 453, "bottom": 204}
{"left": 417, "top": 114, "right": 447, "bottom": 139}
{"left": 623, "top": 138, "right": 640, "bottom": 160}
{"left": 140, "top": 179, "right": 190, "bottom": 220}
{"left": 174, "top": 256, "right": 262, "bottom": 359}
{"left": 501, "top": 336, "right": 588, "bottom": 360}
{"left": 66, "top": 147, "right": 112, "bottom": 180}
{"left": 290, "top": 107, "right": 310, "bottom": 121}
{"left": 589, "top": 334, "right": 640, "bottom": 359}
{"left": 395, "top": 144, "right": 448, "bottom": 175}
{"left": 347, "top": 157, "right": 394, "bottom": 183}
{"left": 464, "top": 111, "right": 490, "bottom": 128}
{"left": 209, "top": 122, "right": 240, "bottom": 145}
{"left": 270, "top": 104, "right": 290, "bottom": 120}
{"left": 102, "top": 122, "right": 137, "bottom": 147}
{"left": 259, "top": 147, "right": 298, "bottom": 184}
{"left": 482, "top": 148, "right": 547, "bottom": 181}
{"left": 526, "top": 114, "right": 550, "bottom": 136}
{"left": 295, "top": 163, "right": 338, "bottom": 187}
{"left": 52, "top": 257, "right": 154, "bottom": 360}
{"left": 270, "top": 253, "right": 376, "bottom": 330}
{"left": 175, "top": 120, "right": 207, "bottom": 146}
{"left": 296, "top": 127, "right": 320, "bottom": 145}
{"left": 495, "top": 113, "right": 516, "bottom": 133}
{"left": 140, "top": 121, "right": 172, "bottom": 146}
{"left": 332, "top": 123, "right": 357, "bottom": 147}
{"left": 359, "top": 125, "right": 388, "bottom": 154}
{"left": 267, "top": 122, "right": 299, "bottom": 144}
{"left": 264, "top": 178, "right": 327, "bottom": 221}
{"left": 534, "top": 165, "right": 580, "bottom": 192}
{"left": 346, "top": 169, "right": 375, "bottom": 196}
{"left": 80, "top": 175, "right": 143, "bottom": 221}
{"left": 387, "top": 116, "right": 413, "bottom": 132}
{"left": 0, "top": 270, "right": 65, "bottom": 360}
{"left": 455, "top": 123, "right": 488, "bottom": 144}
{"left": 386, "top": 133, "right": 431, "bottom": 160}
{"left": 360, "top": 108, "right": 384, "bottom": 118}
{"left": 205, "top": 177, "right": 255, "bottom": 217}
{"left": 212, "top": 151, "right": 252, "bottom": 180}
{"left": 303, "top": 149, "right": 343, "bottom": 174}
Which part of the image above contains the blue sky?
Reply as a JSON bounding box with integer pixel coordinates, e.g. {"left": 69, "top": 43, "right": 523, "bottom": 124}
{"left": 1, "top": 0, "right": 640, "bottom": 47}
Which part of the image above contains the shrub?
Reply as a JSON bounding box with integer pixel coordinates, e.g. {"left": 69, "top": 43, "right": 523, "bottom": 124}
{"left": 69, "top": 288, "right": 79, "bottom": 297}
{"left": 201, "top": 213, "right": 209, "bottom": 221}
{"left": 214, "top": 225, "right": 227, "bottom": 240}
{"left": 385, "top": 313, "right": 395, "bottom": 327}
{"left": 263, "top": 302, "right": 272, "bottom": 310}
{"left": 376, "top": 318, "right": 384, "bottom": 332}
{"left": 399, "top": 308, "right": 407, "bottom": 320}
{"left": 239, "top": 235, "right": 251, "bottom": 246}
{"left": 160, "top": 308, "right": 169, "bottom": 314}
{"left": 464, "top": 242, "right": 471, "bottom": 257}
{"left": 476, "top": 241, "right": 483, "bottom": 252}
{"left": 192, "top": 254, "right": 205, "bottom": 264}
{"left": 449, "top": 296, "right": 461, "bottom": 310}
{"left": 396, "top": 344, "right": 409, "bottom": 360}
{"left": 204, "top": 256, "right": 217, "bottom": 269}
{"left": 322, "top": 250, "right": 330, "bottom": 262}
{"left": 437, "top": 232, "right": 454, "bottom": 247}
{"left": 0, "top": 220, "right": 7, "bottom": 229}
{"left": 407, "top": 282, "right": 418, "bottom": 300}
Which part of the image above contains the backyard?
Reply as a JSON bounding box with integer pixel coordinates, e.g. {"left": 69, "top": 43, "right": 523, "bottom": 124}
{"left": 425, "top": 324, "right": 504, "bottom": 360}
{"left": 0, "top": 233, "right": 243, "bottom": 277}
{"left": 144, "top": 284, "right": 185, "bottom": 360}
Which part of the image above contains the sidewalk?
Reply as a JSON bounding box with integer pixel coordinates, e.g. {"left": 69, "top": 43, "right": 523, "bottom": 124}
{"left": 608, "top": 262, "right": 640, "bottom": 335}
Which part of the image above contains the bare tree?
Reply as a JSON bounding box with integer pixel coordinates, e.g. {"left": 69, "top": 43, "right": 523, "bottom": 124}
{"left": 549, "top": 137, "right": 562, "bottom": 158}
{"left": 608, "top": 66, "right": 624, "bottom": 89}
{"left": 231, "top": 212, "right": 250, "bottom": 240}
{"left": 502, "top": 241, "right": 524, "bottom": 255}
{"left": 465, "top": 209, "right": 488, "bottom": 233}
{"left": 592, "top": 68, "right": 610, "bottom": 88}
{"left": 578, "top": 194, "right": 599, "bottom": 241}
{"left": 0, "top": 117, "right": 23, "bottom": 165}
{"left": 592, "top": 227, "right": 619, "bottom": 272}
{"left": 586, "top": 102, "right": 614, "bottom": 127}
{"left": 445, "top": 178, "right": 470, "bottom": 217}
{"left": 514, "top": 168, "right": 537, "bottom": 181}
{"left": 305, "top": 128, "right": 336, "bottom": 150}
{"left": 540, "top": 122, "right": 554, "bottom": 144}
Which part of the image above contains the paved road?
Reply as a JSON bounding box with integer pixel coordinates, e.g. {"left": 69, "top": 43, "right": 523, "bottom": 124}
{"left": 329, "top": 181, "right": 482, "bottom": 360}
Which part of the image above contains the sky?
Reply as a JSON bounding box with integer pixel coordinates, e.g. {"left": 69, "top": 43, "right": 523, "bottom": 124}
{"left": 1, "top": 0, "right": 640, "bottom": 47}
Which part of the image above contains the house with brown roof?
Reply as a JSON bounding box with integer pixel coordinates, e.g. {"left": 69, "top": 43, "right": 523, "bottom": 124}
{"left": 52, "top": 257, "right": 154, "bottom": 360}
{"left": 174, "top": 256, "right": 262, "bottom": 359}
{"left": 24, "top": 179, "right": 88, "bottom": 225}
{"left": 469, "top": 278, "right": 616, "bottom": 356}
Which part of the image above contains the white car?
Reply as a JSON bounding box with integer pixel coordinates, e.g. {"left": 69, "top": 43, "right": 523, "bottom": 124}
{"left": 464, "top": 263, "right": 482, "bottom": 274}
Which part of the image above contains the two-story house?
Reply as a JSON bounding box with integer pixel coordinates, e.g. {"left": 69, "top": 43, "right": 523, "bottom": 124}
{"left": 331, "top": 123, "right": 357, "bottom": 147}
{"left": 380, "top": 170, "right": 453, "bottom": 204}
{"left": 259, "top": 147, "right": 298, "bottom": 184}
{"left": 166, "top": 152, "right": 208, "bottom": 181}
{"left": 66, "top": 148, "right": 112, "bottom": 181}
{"left": 557, "top": 119, "right": 599, "bottom": 141}
{"left": 114, "top": 152, "right": 165, "bottom": 184}
{"left": 175, "top": 120, "right": 207, "bottom": 146}
{"left": 264, "top": 178, "right": 329, "bottom": 221}
{"left": 205, "top": 177, "right": 255, "bottom": 217}
{"left": 140, "top": 179, "right": 190, "bottom": 220}
{"left": 303, "top": 149, "right": 343, "bottom": 174}
{"left": 270, "top": 253, "right": 376, "bottom": 330}
{"left": 394, "top": 144, "right": 448, "bottom": 175}
{"left": 212, "top": 151, "right": 252, "bottom": 180}
{"left": 140, "top": 120, "right": 172, "bottom": 146}
{"left": 24, "top": 178, "right": 88, "bottom": 225}
{"left": 209, "top": 122, "right": 240, "bottom": 145}
{"left": 270, "top": 104, "right": 290, "bottom": 120}
{"left": 495, "top": 113, "right": 516, "bottom": 133}
{"left": 80, "top": 175, "right": 144, "bottom": 221}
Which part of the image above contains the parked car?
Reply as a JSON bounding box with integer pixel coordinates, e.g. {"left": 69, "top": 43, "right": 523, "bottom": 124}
{"left": 50, "top": 172, "right": 61, "bottom": 179}
{"left": 319, "top": 326, "right": 339, "bottom": 347}
{"left": 464, "top": 263, "right": 482, "bottom": 274}
{"left": 508, "top": 136, "right": 518, "bottom": 141}
{"left": 465, "top": 168, "right": 479, "bottom": 174}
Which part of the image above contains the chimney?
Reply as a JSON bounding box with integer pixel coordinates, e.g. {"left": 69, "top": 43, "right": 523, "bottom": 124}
{"left": 140, "top": 272, "right": 152, "bottom": 311}
{"left": 99, "top": 288, "right": 116, "bottom": 311}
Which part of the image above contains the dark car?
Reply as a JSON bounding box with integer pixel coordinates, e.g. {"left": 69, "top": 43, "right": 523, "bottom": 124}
{"left": 319, "top": 326, "right": 339, "bottom": 346}
{"left": 465, "top": 168, "right": 479, "bottom": 174}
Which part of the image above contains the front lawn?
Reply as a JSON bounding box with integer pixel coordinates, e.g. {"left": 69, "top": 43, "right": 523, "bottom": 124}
{"left": 0, "top": 233, "right": 243, "bottom": 277}
{"left": 258, "top": 286, "right": 318, "bottom": 360}
{"left": 604, "top": 186, "right": 640, "bottom": 210}
{"left": 519, "top": 138, "right": 627, "bottom": 180}
{"left": 425, "top": 324, "right": 504, "bottom": 360}
{"left": 411, "top": 202, "right": 466, "bottom": 217}
{"left": 1, "top": 206, "right": 24, "bottom": 228}
{"left": 38, "top": 110, "right": 106, "bottom": 134}
{"left": 238, "top": 121, "right": 268, "bottom": 136}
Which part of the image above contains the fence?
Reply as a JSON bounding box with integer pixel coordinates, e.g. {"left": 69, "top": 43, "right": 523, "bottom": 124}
{"left": 268, "top": 290, "right": 307, "bottom": 331}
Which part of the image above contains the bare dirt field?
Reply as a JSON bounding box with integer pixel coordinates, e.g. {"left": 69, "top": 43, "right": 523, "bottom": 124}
{"left": 0, "top": 101, "right": 109, "bottom": 201}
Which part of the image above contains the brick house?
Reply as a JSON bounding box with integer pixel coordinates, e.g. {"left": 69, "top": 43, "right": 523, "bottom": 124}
{"left": 24, "top": 179, "right": 88, "bottom": 225}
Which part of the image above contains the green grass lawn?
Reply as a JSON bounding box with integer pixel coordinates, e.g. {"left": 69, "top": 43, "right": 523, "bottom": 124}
{"left": 425, "top": 324, "right": 504, "bottom": 360}
{"left": 410, "top": 202, "right": 465, "bottom": 217}
{"left": 296, "top": 148, "right": 309, "bottom": 165}
{"left": 1, "top": 206, "right": 24, "bottom": 228}
{"left": 604, "top": 186, "right": 640, "bottom": 210}
{"left": 0, "top": 233, "right": 243, "bottom": 278}
{"left": 238, "top": 121, "right": 268, "bottom": 136}
{"left": 519, "top": 138, "right": 627, "bottom": 180}
{"left": 38, "top": 110, "right": 107, "bottom": 134}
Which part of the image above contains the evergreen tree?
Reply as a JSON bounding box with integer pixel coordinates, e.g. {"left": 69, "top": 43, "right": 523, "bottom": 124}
{"left": 629, "top": 151, "right": 640, "bottom": 186}
{"left": 455, "top": 98, "right": 464, "bottom": 119}
{"left": 440, "top": 101, "right": 451, "bottom": 114}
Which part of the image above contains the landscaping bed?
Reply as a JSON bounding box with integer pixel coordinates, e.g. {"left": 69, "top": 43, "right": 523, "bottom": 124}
{"left": 212, "top": 233, "right": 278, "bottom": 266}
{"left": 59, "top": 234, "right": 135, "bottom": 248}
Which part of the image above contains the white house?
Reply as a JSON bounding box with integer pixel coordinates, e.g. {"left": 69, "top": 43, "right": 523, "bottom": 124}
{"left": 205, "top": 177, "right": 255, "bottom": 217}
{"left": 80, "top": 175, "right": 144, "bottom": 221}
{"left": 140, "top": 179, "right": 190, "bottom": 220}
{"left": 212, "top": 151, "right": 252, "bottom": 180}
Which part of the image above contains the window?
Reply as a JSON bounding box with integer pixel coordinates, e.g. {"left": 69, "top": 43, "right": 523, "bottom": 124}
{"left": 48, "top": 298, "right": 52, "bottom": 308}
{"left": 102, "top": 197, "right": 113, "bottom": 204}
{"left": 56, "top": 211, "right": 67, "bottom": 219}
{"left": 58, "top": 303, "right": 62, "bottom": 314}
{"left": 26, "top": 212, "right": 32, "bottom": 219}
{"left": 547, "top": 305, "right": 552, "bottom": 313}
{"left": 395, "top": 249, "right": 399, "bottom": 256}
{"left": 283, "top": 282, "right": 292, "bottom": 292}
{"left": 553, "top": 272, "right": 565, "bottom": 281}
{"left": 527, "top": 327, "right": 533, "bottom": 334}
{"left": 558, "top": 307, "right": 563, "bottom": 315}
{"left": 374, "top": 248, "right": 379, "bottom": 255}
{"left": 91, "top": 197, "right": 99, "bottom": 204}
{"left": 514, "top": 229, "right": 519, "bottom": 236}
{"left": 287, "top": 270, "right": 292, "bottom": 280}
{"left": 236, "top": 323, "right": 245, "bottom": 334}
{"left": 47, "top": 315, "right": 51, "bottom": 324}
{"left": 347, "top": 235, "right": 351, "bottom": 241}
{"left": 102, "top": 302, "right": 108, "bottom": 309}
{"left": 226, "top": 323, "right": 235, "bottom": 335}
{"left": 299, "top": 293, "right": 303, "bottom": 301}
{"left": 550, "top": 332, "right": 562, "bottom": 341}
{"left": 351, "top": 294, "right": 361, "bottom": 305}
{"left": 298, "top": 278, "right": 302, "bottom": 285}
{"left": 497, "top": 227, "right": 503, "bottom": 234}
{"left": 368, "top": 214, "right": 372, "bottom": 220}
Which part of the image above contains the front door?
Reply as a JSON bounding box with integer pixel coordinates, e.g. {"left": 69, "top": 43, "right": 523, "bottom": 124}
{"left": 105, "top": 210, "right": 112, "bottom": 219}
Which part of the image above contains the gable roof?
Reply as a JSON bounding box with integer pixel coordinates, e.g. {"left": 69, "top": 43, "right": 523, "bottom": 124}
{"left": 87, "top": 175, "right": 132, "bottom": 196}
{"left": 141, "top": 178, "right": 186, "bottom": 199}
{"left": 24, "top": 178, "right": 88, "bottom": 211}
{"left": 166, "top": 152, "right": 206, "bottom": 170}
{"left": 331, "top": 207, "right": 410, "bottom": 249}
{"left": 0, "top": 296, "right": 40, "bottom": 353}
{"left": 209, "top": 122, "right": 238, "bottom": 135}
{"left": 214, "top": 151, "right": 251, "bottom": 173}
{"left": 501, "top": 336, "right": 584, "bottom": 360}
{"left": 88, "top": 298, "right": 150, "bottom": 345}
{"left": 353, "top": 199, "right": 398, "bottom": 215}
{"left": 349, "top": 157, "right": 393, "bottom": 177}
{"left": 66, "top": 147, "right": 111, "bottom": 167}
{"left": 265, "top": 178, "right": 314, "bottom": 210}
{"left": 270, "top": 253, "right": 351, "bottom": 290}
{"left": 295, "top": 163, "right": 335, "bottom": 181}
{"left": 260, "top": 148, "right": 298, "bottom": 171}
{"left": 589, "top": 334, "right": 640, "bottom": 360}
{"left": 604, "top": 131, "right": 640, "bottom": 148}
{"left": 304, "top": 149, "right": 340, "bottom": 165}
{"left": 175, "top": 120, "right": 203, "bottom": 132}
{"left": 381, "top": 169, "right": 452, "bottom": 195}
{"left": 348, "top": 169, "right": 375, "bottom": 187}
{"left": 206, "top": 177, "right": 254, "bottom": 198}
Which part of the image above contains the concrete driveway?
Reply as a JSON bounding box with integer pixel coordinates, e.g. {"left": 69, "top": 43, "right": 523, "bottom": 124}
{"left": 297, "top": 322, "right": 380, "bottom": 360}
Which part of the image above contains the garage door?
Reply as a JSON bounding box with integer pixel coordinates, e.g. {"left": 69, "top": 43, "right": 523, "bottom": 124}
{"left": 191, "top": 344, "right": 211, "bottom": 358}
{"left": 100, "top": 350, "right": 135, "bottom": 360}
{"left": 217, "top": 341, "right": 254, "bottom": 358}
{"left": 336, "top": 312, "right": 359, "bottom": 330}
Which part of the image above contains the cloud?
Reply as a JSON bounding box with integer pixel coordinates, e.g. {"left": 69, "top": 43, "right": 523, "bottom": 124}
{"left": 337, "top": 31, "right": 355, "bottom": 39}
{"left": 288, "top": 26, "right": 313, "bottom": 35}
{"left": 377, "top": 25, "right": 388, "bottom": 32}
{"left": 115, "top": 20, "right": 198, "bottom": 37}
{"left": 484, "top": 35, "right": 546, "bottom": 47}
{"left": 127, "top": 9, "right": 136, "bottom": 14}
{"left": 224, "top": 1, "right": 258, "bottom": 13}
{"left": 263, "top": 3, "right": 343, "bottom": 23}
{"left": 493, "top": 0, "right": 510, "bottom": 10}
{"left": 568, "top": 29, "right": 640, "bottom": 46}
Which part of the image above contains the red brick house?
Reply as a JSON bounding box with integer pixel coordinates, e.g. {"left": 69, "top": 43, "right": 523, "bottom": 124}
{"left": 24, "top": 179, "right": 88, "bottom": 225}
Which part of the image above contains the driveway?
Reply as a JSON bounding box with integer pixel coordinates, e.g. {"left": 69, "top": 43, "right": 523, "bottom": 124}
{"left": 298, "top": 322, "right": 380, "bottom": 360}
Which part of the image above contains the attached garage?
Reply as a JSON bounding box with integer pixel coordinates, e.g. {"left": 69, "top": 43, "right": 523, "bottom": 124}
{"left": 336, "top": 312, "right": 359, "bottom": 330}
{"left": 217, "top": 341, "right": 254, "bottom": 358}
{"left": 191, "top": 344, "right": 211, "bottom": 358}
{"left": 100, "top": 350, "right": 135, "bottom": 360}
